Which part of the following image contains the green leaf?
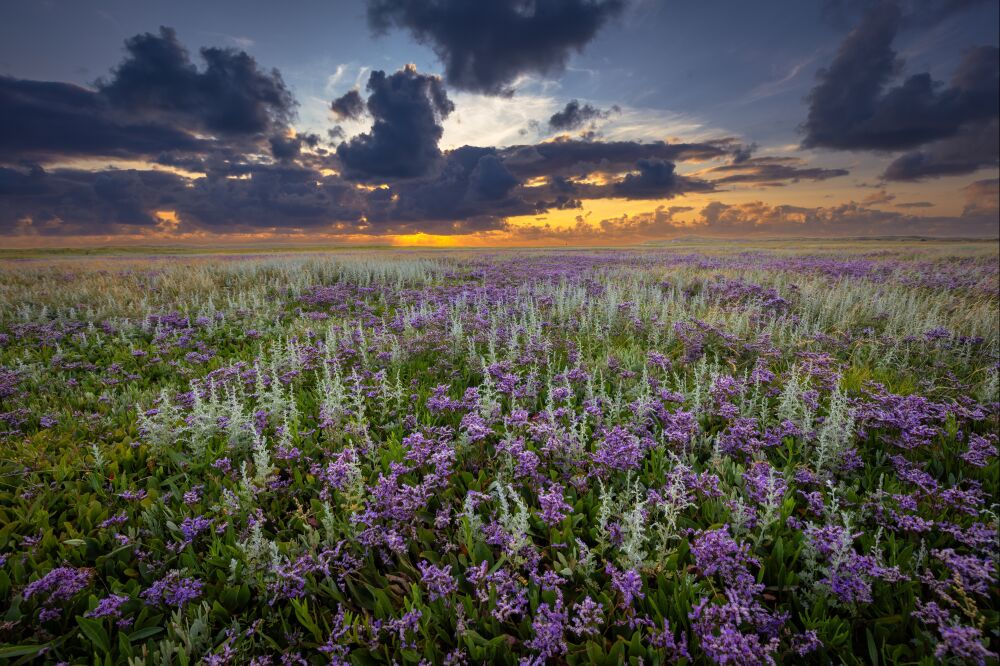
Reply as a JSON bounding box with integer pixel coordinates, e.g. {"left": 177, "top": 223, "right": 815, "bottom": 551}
{"left": 0, "top": 645, "right": 47, "bottom": 659}
{"left": 127, "top": 626, "right": 164, "bottom": 643}
{"left": 76, "top": 616, "right": 111, "bottom": 654}
{"left": 291, "top": 598, "right": 323, "bottom": 642}
{"left": 866, "top": 628, "right": 879, "bottom": 666}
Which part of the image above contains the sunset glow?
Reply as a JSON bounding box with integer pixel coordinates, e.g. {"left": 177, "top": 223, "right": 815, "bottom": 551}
{"left": 0, "top": 1, "right": 996, "bottom": 245}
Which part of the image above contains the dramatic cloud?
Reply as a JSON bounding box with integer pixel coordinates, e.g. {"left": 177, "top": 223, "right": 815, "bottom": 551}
{"left": 369, "top": 146, "right": 534, "bottom": 230}
{"left": 612, "top": 159, "right": 711, "bottom": 199}
{"left": 4, "top": 20, "right": 990, "bottom": 243}
{"left": 881, "top": 116, "right": 999, "bottom": 180}
{"left": 802, "top": 5, "right": 998, "bottom": 159}
{"left": 0, "top": 27, "right": 295, "bottom": 163}
{"left": 169, "top": 165, "right": 365, "bottom": 231}
{"left": 330, "top": 89, "right": 365, "bottom": 120}
{"left": 0, "top": 165, "right": 182, "bottom": 235}
{"left": 548, "top": 99, "right": 619, "bottom": 131}
{"left": 706, "top": 157, "right": 850, "bottom": 186}
{"left": 498, "top": 138, "right": 728, "bottom": 179}
{"left": 730, "top": 143, "right": 758, "bottom": 164}
{"left": 337, "top": 64, "right": 455, "bottom": 180}
{"left": 0, "top": 163, "right": 369, "bottom": 236}
{"left": 0, "top": 27, "right": 734, "bottom": 240}
{"left": 268, "top": 132, "right": 321, "bottom": 161}
{"left": 98, "top": 27, "right": 296, "bottom": 137}
{"left": 0, "top": 77, "right": 206, "bottom": 161}
{"left": 366, "top": 0, "right": 626, "bottom": 95}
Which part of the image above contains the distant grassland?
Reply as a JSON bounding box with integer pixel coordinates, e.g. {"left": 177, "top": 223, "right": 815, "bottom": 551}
{"left": 1, "top": 237, "right": 996, "bottom": 261}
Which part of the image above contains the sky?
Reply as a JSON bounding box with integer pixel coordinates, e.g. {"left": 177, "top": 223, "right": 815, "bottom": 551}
{"left": 0, "top": 0, "right": 997, "bottom": 246}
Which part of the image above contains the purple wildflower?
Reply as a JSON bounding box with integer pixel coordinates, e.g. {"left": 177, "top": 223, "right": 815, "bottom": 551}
{"left": 418, "top": 560, "right": 457, "bottom": 601}
{"left": 179, "top": 515, "right": 214, "bottom": 542}
{"left": 524, "top": 599, "right": 568, "bottom": 662}
{"left": 141, "top": 571, "right": 203, "bottom": 608}
{"left": 742, "top": 461, "right": 787, "bottom": 506}
{"left": 649, "top": 618, "right": 690, "bottom": 660}
{"left": 961, "top": 434, "right": 997, "bottom": 467}
{"left": 86, "top": 593, "right": 129, "bottom": 619}
{"left": 569, "top": 596, "right": 604, "bottom": 637}
{"left": 593, "top": 426, "right": 643, "bottom": 473}
{"left": 537, "top": 483, "right": 572, "bottom": 526}
{"left": 691, "top": 526, "right": 758, "bottom": 584}
{"left": 24, "top": 566, "right": 93, "bottom": 604}
{"left": 606, "top": 564, "right": 645, "bottom": 608}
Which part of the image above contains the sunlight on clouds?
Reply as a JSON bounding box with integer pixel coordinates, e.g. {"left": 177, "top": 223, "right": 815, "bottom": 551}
{"left": 45, "top": 158, "right": 205, "bottom": 180}
{"left": 441, "top": 91, "right": 559, "bottom": 149}
{"left": 388, "top": 232, "right": 466, "bottom": 247}
{"left": 440, "top": 90, "right": 728, "bottom": 150}
{"left": 154, "top": 210, "right": 180, "bottom": 233}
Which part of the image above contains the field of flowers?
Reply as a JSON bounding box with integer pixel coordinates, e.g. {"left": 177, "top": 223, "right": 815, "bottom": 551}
{"left": 0, "top": 243, "right": 997, "bottom": 665}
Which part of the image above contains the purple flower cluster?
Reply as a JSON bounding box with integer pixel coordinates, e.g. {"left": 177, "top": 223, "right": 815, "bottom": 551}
{"left": 592, "top": 426, "right": 643, "bottom": 473}
{"left": 537, "top": 483, "right": 573, "bottom": 526}
{"left": 692, "top": 526, "right": 758, "bottom": 583}
{"left": 568, "top": 596, "right": 604, "bottom": 637}
{"left": 466, "top": 561, "right": 529, "bottom": 622}
{"left": 85, "top": 593, "right": 129, "bottom": 619}
{"left": 23, "top": 566, "right": 93, "bottom": 618}
{"left": 523, "top": 598, "right": 568, "bottom": 663}
{"left": 915, "top": 600, "right": 997, "bottom": 665}
{"left": 718, "top": 418, "right": 781, "bottom": 459}
{"left": 804, "top": 523, "right": 906, "bottom": 605}
{"left": 606, "top": 564, "right": 644, "bottom": 609}
{"left": 689, "top": 527, "right": 791, "bottom": 664}
{"left": 742, "top": 461, "right": 787, "bottom": 506}
{"left": 418, "top": 560, "right": 457, "bottom": 601}
{"left": 141, "top": 570, "right": 203, "bottom": 608}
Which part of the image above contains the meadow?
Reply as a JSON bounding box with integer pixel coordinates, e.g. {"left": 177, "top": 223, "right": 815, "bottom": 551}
{"left": 0, "top": 242, "right": 996, "bottom": 665}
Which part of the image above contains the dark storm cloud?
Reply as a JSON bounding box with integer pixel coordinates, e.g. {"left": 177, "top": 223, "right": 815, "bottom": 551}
{"left": 548, "top": 100, "right": 619, "bottom": 131}
{"left": 0, "top": 162, "right": 369, "bottom": 236}
{"left": 0, "top": 77, "right": 204, "bottom": 161}
{"left": 0, "top": 25, "right": 741, "bottom": 238}
{"left": 802, "top": 5, "right": 998, "bottom": 162}
{"left": 366, "top": 0, "right": 626, "bottom": 95}
{"left": 98, "top": 27, "right": 296, "bottom": 137}
{"left": 337, "top": 65, "right": 455, "bottom": 180}
{"left": 707, "top": 157, "right": 850, "bottom": 186}
{"left": 881, "top": 109, "right": 999, "bottom": 181}
{"left": 0, "top": 27, "right": 295, "bottom": 164}
{"left": 268, "top": 132, "right": 322, "bottom": 161}
{"left": 611, "top": 159, "right": 712, "bottom": 199}
{"left": 0, "top": 165, "right": 181, "bottom": 235}
{"left": 2, "top": 22, "right": 894, "bottom": 240}
{"left": 498, "top": 138, "right": 728, "bottom": 179}
{"left": 330, "top": 89, "right": 365, "bottom": 120}
{"left": 368, "top": 146, "right": 534, "bottom": 230}
{"left": 171, "top": 164, "right": 366, "bottom": 230}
